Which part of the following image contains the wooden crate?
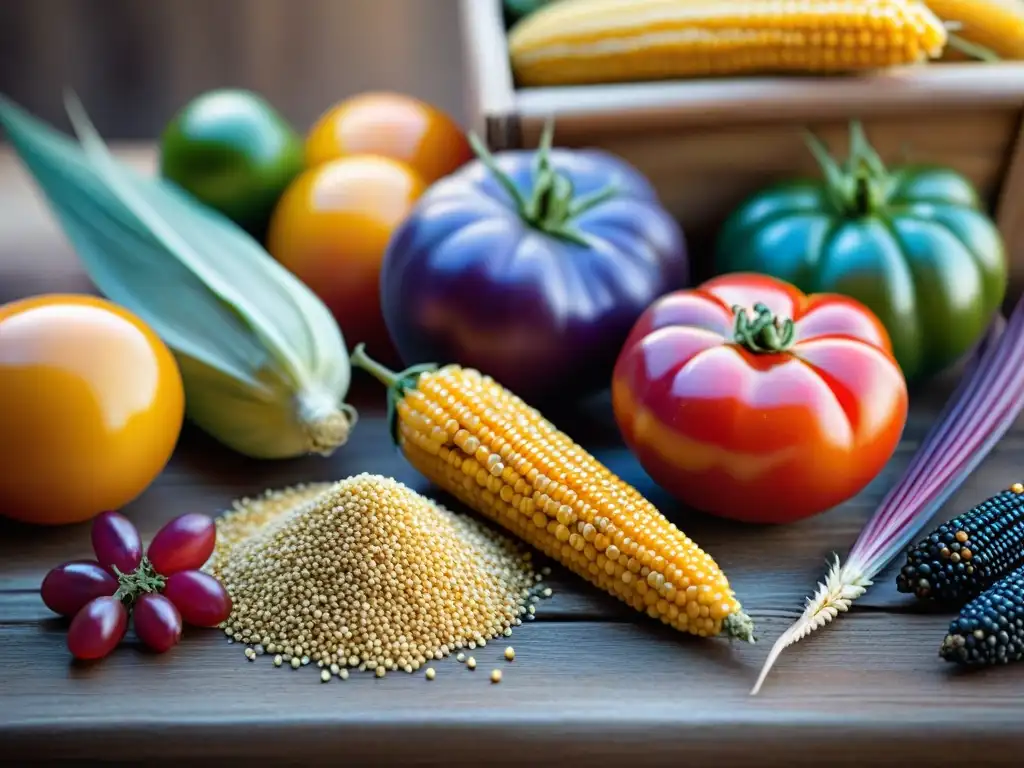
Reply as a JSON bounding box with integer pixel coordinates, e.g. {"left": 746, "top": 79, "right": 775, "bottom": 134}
{"left": 459, "top": 0, "right": 1024, "bottom": 301}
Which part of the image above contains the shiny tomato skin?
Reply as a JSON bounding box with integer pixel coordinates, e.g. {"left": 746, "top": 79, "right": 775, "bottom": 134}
{"left": 147, "top": 513, "right": 216, "bottom": 576}
{"left": 612, "top": 273, "right": 908, "bottom": 524}
{"left": 0, "top": 294, "right": 185, "bottom": 526}
{"left": 266, "top": 156, "right": 426, "bottom": 364}
{"left": 40, "top": 561, "right": 118, "bottom": 617}
{"left": 304, "top": 92, "right": 472, "bottom": 184}
{"left": 91, "top": 510, "right": 143, "bottom": 576}
{"left": 162, "top": 570, "right": 232, "bottom": 627}
{"left": 133, "top": 593, "right": 182, "bottom": 653}
{"left": 67, "top": 596, "right": 128, "bottom": 660}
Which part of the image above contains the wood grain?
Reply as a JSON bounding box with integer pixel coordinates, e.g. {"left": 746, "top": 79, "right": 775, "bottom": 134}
{"left": 4, "top": 145, "right": 1024, "bottom": 766}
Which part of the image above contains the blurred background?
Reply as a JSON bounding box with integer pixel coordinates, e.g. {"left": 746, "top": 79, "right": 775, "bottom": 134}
{"left": 0, "top": 0, "right": 468, "bottom": 139}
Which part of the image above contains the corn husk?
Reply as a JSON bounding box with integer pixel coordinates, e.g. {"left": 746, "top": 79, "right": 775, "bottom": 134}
{"left": 0, "top": 93, "right": 357, "bottom": 459}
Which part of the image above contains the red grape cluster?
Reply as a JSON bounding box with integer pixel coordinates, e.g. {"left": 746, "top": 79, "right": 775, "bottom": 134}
{"left": 41, "top": 511, "right": 232, "bottom": 660}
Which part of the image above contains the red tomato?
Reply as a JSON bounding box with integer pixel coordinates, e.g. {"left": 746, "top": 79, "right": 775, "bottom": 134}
{"left": 612, "top": 273, "right": 908, "bottom": 524}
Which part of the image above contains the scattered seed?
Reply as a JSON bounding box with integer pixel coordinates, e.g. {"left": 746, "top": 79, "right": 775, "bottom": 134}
{"left": 330, "top": 663, "right": 340, "bottom": 675}
{"left": 466, "top": 657, "right": 477, "bottom": 670}
{"left": 425, "top": 668, "right": 436, "bottom": 680}
{"left": 291, "top": 657, "right": 301, "bottom": 669}
{"left": 375, "top": 666, "right": 386, "bottom": 678}
{"left": 490, "top": 669, "right": 502, "bottom": 683}
{"left": 320, "top": 669, "right": 331, "bottom": 683}
{"left": 503, "top": 628, "right": 513, "bottom": 637}
{"left": 457, "top": 652, "right": 466, "bottom": 662}
{"left": 339, "top": 669, "right": 350, "bottom": 680}
{"left": 504, "top": 647, "right": 515, "bottom": 661}
{"left": 273, "top": 655, "right": 283, "bottom": 667}
{"left": 542, "top": 588, "right": 552, "bottom": 598}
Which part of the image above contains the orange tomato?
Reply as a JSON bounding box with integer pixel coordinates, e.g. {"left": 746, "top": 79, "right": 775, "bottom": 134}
{"left": 0, "top": 295, "right": 185, "bottom": 526}
{"left": 304, "top": 92, "right": 473, "bottom": 184}
{"left": 266, "top": 155, "right": 426, "bottom": 362}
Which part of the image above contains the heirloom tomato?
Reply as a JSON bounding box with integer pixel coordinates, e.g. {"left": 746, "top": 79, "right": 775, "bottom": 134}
{"left": 304, "top": 92, "right": 472, "bottom": 184}
{"left": 266, "top": 155, "right": 427, "bottom": 364}
{"left": 612, "top": 273, "right": 908, "bottom": 524}
{"left": 715, "top": 123, "right": 1006, "bottom": 382}
{"left": 380, "top": 126, "right": 687, "bottom": 402}
{"left": 159, "top": 89, "right": 304, "bottom": 240}
{"left": 0, "top": 295, "right": 184, "bottom": 526}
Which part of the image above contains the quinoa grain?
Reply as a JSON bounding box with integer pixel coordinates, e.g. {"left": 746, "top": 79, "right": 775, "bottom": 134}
{"left": 206, "top": 475, "right": 540, "bottom": 679}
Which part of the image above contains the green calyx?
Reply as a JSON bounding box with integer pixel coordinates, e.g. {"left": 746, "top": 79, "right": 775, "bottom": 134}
{"left": 804, "top": 120, "right": 894, "bottom": 219}
{"left": 350, "top": 343, "right": 438, "bottom": 443}
{"left": 466, "top": 120, "right": 617, "bottom": 246}
{"left": 112, "top": 557, "right": 165, "bottom": 606}
{"left": 733, "top": 303, "right": 796, "bottom": 353}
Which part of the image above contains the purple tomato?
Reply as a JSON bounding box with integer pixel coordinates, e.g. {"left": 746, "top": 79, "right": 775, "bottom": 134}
{"left": 67, "top": 596, "right": 128, "bottom": 660}
{"left": 133, "top": 593, "right": 183, "bottom": 653}
{"left": 41, "top": 560, "right": 118, "bottom": 617}
{"left": 147, "top": 513, "right": 216, "bottom": 576}
{"left": 379, "top": 130, "right": 687, "bottom": 402}
{"left": 91, "top": 510, "right": 143, "bottom": 576}
{"left": 162, "top": 570, "right": 232, "bottom": 627}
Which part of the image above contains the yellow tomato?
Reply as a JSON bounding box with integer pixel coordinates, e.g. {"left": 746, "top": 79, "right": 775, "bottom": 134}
{"left": 0, "top": 295, "right": 185, "bottom": 526}
{"left": 266, "top": 155, "right": 426, "bottom": 364}
{"left": 304, "top": 92, "right": 473, "bottom": 184}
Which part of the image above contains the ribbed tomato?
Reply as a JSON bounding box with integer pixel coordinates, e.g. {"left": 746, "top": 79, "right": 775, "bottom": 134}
{"left": 612, "top": 273, "right": 909, "bottom": 524}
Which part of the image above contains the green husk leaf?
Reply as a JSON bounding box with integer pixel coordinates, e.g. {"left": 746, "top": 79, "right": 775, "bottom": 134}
{"left": 0, "top": 93, "right": 355, "bottom": 458}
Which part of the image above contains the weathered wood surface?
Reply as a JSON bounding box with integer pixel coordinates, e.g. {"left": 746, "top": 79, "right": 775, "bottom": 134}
{"left": 2, "top": 148, "right": 1024, "bottom": 767}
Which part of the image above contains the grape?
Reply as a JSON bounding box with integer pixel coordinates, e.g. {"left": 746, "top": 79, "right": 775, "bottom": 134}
{"left": 91, "top": 510, "right": 143, "bottom": 576}
{"left": 147, "top": 513, "right": 216, "bottom": 576}
{"left": 133, "top": 593, "right": 183, "bottom": 653}
{"left": 41, "top": 561, "right": 118, "bottom": 617}
{"left": 162, "top": 570, "right": 232, "bottom": 627}
{"left": 67, "top": 596, "right": 128, "bottom": 660}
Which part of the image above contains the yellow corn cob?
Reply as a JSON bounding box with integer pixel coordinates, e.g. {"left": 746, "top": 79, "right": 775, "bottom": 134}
{"left": 507, "top": 0, "right": 950, "bottom": 86}
{"left": 926, "top": 0, "right": 1024, "bottom": 59}
{"left": 351, "top": 345, "right": 755, "bottom": 642}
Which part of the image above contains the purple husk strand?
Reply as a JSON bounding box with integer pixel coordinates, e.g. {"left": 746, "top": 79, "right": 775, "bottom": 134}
{"left": 751, "top": 295, "right": 1024, "bottom": 696}
{"left": 854, "top": 310, "right": 1016, "bottom": 570}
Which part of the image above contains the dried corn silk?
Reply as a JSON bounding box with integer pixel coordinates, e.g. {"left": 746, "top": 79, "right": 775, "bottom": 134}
{"left": 206, "top": 473, "right": 541, "bottom": 676}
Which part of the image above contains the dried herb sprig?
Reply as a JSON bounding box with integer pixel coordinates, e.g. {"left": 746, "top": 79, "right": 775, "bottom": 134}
{"left": 751, "top": 298, "right": 1019, "bottom": 696}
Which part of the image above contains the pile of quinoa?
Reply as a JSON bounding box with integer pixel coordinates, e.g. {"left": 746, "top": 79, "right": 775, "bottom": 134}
{"left": 205, "top": 473, "right": 542, "bottom": 678}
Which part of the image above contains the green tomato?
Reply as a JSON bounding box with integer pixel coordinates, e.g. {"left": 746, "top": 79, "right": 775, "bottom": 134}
{"left": 715, "top": 123, "right": 1007, "bottom": 382}
{"left": 159, "top": 89, "right": 303, "bottom": 241}
{"left": 504, "top": 0, "right": 555, "bottom": 26}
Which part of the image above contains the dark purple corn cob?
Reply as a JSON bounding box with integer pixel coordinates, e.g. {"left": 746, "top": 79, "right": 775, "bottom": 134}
{"left": 896, "top": 483, "right": 1024, "bottom": 605}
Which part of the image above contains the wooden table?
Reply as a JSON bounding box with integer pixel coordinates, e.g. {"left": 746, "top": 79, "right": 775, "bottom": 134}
{"left": 2, "top": 147, "right": 1024, "bottom": 767}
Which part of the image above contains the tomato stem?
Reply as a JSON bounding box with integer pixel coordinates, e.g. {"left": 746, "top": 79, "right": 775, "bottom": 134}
{"left": 732, "top": 303, "right": 796, "bottom": 353}
{"left": 804, "top": 121, "right": 892, "bottom": 218}
{"left": 466, "top": 120, "right": 614, "bottom": 246}
{"left": 112, "top": 556, "right": 165, "bottom": 607}
{"left": 350, "top": 343, "right": 438, "bottom": 444}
